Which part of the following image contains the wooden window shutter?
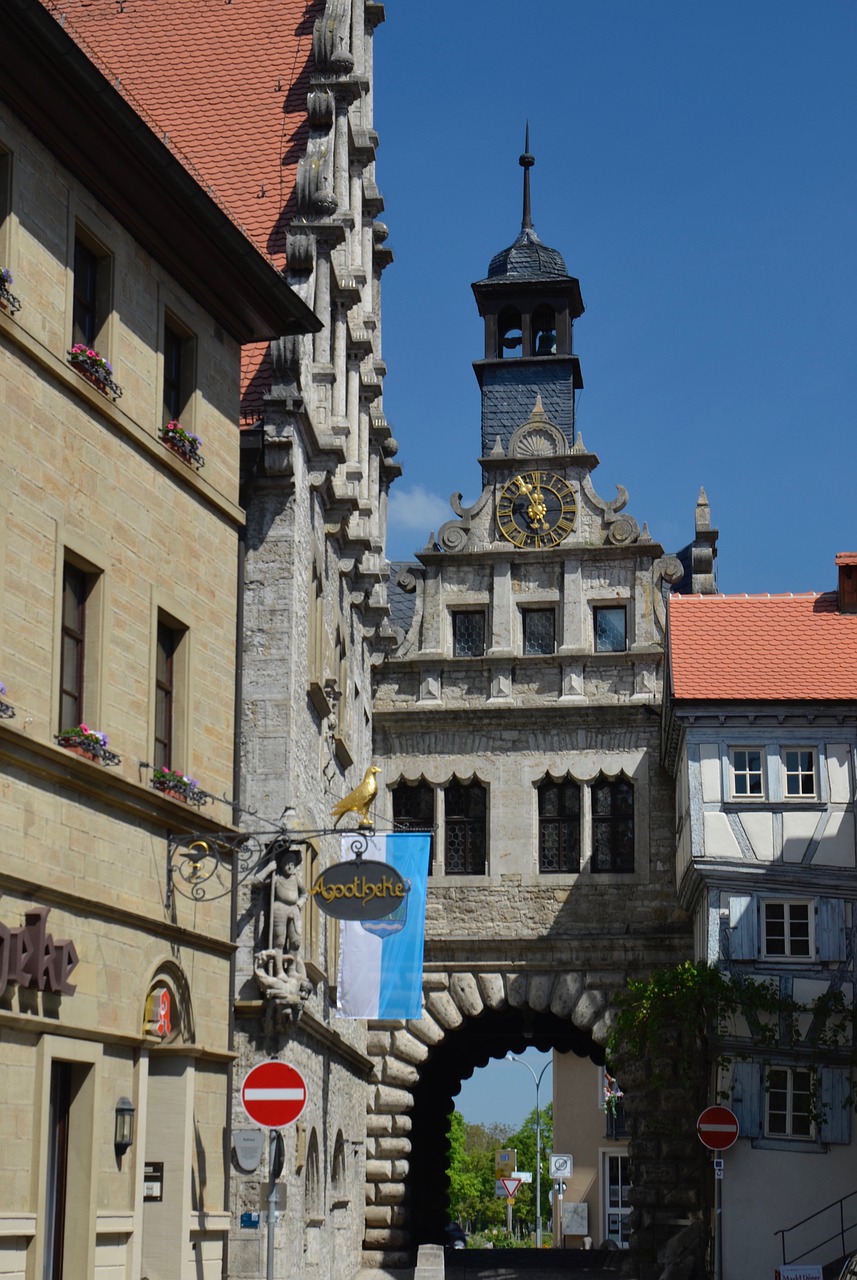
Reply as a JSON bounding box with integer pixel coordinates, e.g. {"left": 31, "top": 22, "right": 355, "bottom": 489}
{"left": 731, "top": 1061, "right": 762, "bottom": 1137}
{"left": 728, "top": 895, "right": 758, "bottom": 960}
{"left": 820, "top": 1068, "right": 851, "bottom": 1144}
{"left": 816, "top": 898, "right": 846, "bottom": 962}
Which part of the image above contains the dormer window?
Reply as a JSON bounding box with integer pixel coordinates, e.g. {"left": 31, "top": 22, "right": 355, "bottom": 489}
{"left": 498, "top": 306, "right": 523, "bottom": 359}
{"left": 532, "top": 304, "right": 556, "bottom": 355}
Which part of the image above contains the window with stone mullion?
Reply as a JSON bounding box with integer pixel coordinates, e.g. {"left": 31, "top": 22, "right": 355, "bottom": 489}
{"left": 444, "top": 779, "right": 487, "bottom": 875}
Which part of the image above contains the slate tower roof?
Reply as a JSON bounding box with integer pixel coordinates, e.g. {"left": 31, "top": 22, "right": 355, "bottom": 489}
{"left": 471, "top": 132, "right": 584, "bottom": 460}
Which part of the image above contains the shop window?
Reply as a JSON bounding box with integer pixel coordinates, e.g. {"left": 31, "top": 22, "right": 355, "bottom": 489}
{"left": 537, "top": 775, "right": 580, "bottom": 873}
{"left": 594, "top": 606, "right": 627, "bottom": 653}
{"left": 444, "top": 778, "right": 487, "bottom": 875}
{"left": 523, "top": 608, "right": 555, "bottom": 655}
{"left": 730, "top": 748, "right": 764, "bottom": 798}
{"left": 603, "top": 1153, "right": 631, "bottom": 1248}
{"left": 452, "top": 610, "right": 486, "bottom": 658}
{"left": 591, "top": 775, "right": 634, "bottom": 873}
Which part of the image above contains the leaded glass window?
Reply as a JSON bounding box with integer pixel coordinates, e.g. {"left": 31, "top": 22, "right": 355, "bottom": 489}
{"left": 591, "top": 776, "right": 634, "bottom": 873}
{"left": 538, "top": 776, "right": 580, "bottom": 873}
{"left": 444, "top": 779, "right": 487, "bottom": 875}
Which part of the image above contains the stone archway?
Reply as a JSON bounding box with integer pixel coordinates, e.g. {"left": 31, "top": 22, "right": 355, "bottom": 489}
{"left": 362, "top": 966, "right": 619, "bottom": 1268}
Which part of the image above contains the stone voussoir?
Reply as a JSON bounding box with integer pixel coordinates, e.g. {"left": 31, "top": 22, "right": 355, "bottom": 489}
{"left": 526, "top": 972, "right": 556, "bottom": 1012}
{"left": 425, "top": 990, "right": 464, "bottom": 1030}
{"left": 477, "top": 972, "right": 507, "bottom": 1010}
{"left": 550, "top": 971, "right": 585, "bottom": 1018}
{"left": 450, "top": 972, "right": 484, "bottom": 1017}
{"left": 372, "top": 1085, "right": 414, "bottom": 1115}
{"left": 391, "top": 1029, "right": 430, "bottom": 1064}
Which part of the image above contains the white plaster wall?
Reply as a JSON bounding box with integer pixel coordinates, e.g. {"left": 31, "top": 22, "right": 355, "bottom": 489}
{"left": 739, "top": 811, "right": 775, "bottom": 861}
{"left": 826, "top": 744, "right": 852, "bottom": 802}
{"left": 699, "top": 744, "right": 721, "bottom": 802}
{"left": 722, "top": 1141, "right": 855, "bottom": 1279}
{"left": 781, "top": 811, "right": 823, "bottom": 863}
{"left": 814, "top": 811, "right": 856, "bottom": 867}
{"left": 703, "top": 811, "right": 742, "bottom": 859}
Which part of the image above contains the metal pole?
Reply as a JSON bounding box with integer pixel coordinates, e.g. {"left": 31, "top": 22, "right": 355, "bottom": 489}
{"left": 506, "top": 1054, "right": 552, "bottom": 1248}
{"left": 267, "top": 1130, "right": 277, "bottom": 1280}
{"left": 535, "top": 1080, "right": 542, "bottom": 1248}
{"left": 714, "top": 1159, "right": 722, "bottom": 1280}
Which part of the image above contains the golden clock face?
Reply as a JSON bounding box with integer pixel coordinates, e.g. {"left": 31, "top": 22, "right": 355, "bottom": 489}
{"left": 497, "top": 471, "right": 577, "bottom": 549}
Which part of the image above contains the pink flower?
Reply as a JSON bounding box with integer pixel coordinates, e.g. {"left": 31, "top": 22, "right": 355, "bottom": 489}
{"left": 79, "top": 723, "right": 90, "bottom": 734}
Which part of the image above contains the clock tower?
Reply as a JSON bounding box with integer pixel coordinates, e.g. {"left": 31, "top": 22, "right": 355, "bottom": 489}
{"left": 472, "top": 130, "right": 584, "bottom": 460}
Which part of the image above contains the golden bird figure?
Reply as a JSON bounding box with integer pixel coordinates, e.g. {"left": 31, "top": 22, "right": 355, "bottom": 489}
{"left": 331, "top": 765, "right": 381, "bottom": 828}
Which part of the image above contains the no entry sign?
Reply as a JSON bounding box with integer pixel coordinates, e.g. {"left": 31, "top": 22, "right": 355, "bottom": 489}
{"left": 696, "top": 1105, "right": 739, "bottom": 1150}
{"left": 241, "top": 1060, "right": 307, "bottom": 1129}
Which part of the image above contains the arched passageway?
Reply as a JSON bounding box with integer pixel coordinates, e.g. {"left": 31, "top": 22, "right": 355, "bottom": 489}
{"left": 409, "top": 1005, "right": 601, "bottom": 1245}
{"left": 363, "top": 968, "right": 616, "bottom": 1267}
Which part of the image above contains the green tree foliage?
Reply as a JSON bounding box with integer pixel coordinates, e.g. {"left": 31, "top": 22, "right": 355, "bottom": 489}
{"left": 446, "top": 1106, "right": 555, "bottom": 1237}
{"left": 446, "top": 1112, "right": 511, "bottom": 1231}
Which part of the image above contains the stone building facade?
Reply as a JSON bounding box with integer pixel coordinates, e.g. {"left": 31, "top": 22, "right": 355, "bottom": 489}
{"left": 366, "top": 154, "right": 719, "bottom": 1265}
{"left": 36, "top": 5, "right": 399, "bottom": 1279}
{"left": 0, "top": 5, "right": 314, "bottom": 1278}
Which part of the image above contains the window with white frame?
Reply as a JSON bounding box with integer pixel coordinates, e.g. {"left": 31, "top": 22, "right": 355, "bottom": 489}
{"left": 765, "top": 1066, "right": 814, "bottom": 1139}
{"left": 762, "top": 900, "right": 812, "bottom": 959}
{"left": 730, "top": 748, "right": 764, "bottom": 798}
{"left": 782, "top": 748, "right": 817, "bottom": 799}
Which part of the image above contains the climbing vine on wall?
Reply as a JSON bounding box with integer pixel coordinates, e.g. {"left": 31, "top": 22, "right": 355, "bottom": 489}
{"left": 608, "top": 960, "right": 856, "bottom": 1109}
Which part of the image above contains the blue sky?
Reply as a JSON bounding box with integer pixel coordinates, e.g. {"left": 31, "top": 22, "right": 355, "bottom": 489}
{"left": 455, "top": 1047, "right": 552, "bottom": 1132}
{"left": 375, "top": 2, "right": 857, "bottom": 596}
{"left": 373, "top": 2, "right": 856, "bottom": 1128}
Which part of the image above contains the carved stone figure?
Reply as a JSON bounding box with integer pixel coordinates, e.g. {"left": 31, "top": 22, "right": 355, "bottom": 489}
{"left": 252, "top": 839, "right": 312, "bottom": 1020}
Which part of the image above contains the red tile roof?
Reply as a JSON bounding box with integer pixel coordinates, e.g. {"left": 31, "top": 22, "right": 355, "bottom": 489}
{"left": 669, "top": 592, "right": 857, "bottom": 702}
{"left": 40, "top": 0, "right": 319, "bottom": 419}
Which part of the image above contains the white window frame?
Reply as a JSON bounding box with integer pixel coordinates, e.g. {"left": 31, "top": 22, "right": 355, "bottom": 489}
{"left": 764, "top": 1066, "right": 815, "bottom": 1139}
{"left": 729, "top": 747, "right": 765, "bottom": 800}
{"left": 781, "top": 747, "right": 818, "bottom": 800}
{"left": 761, "top": 898, "right": 813, "bottom": 961}
{"left": 601, "top": 1150, "right": 631, "bottom": 1249}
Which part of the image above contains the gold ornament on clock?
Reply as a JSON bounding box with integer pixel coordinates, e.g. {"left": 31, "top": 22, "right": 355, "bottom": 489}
{"left": 497, "top": 471, "right": 577, "bottom": 549}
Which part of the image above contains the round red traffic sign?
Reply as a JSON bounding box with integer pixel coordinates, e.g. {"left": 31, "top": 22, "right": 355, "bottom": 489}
{"left": 696, "top": 1105, "right": 739, "bottom": 1150}
{"left": 241, "top": 1060, "right": 307, "bottom": 1129}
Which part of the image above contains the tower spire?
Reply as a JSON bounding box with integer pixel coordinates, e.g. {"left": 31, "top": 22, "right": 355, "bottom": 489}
{"left": 519, "top": 123, "right": 534, "bottom": 232}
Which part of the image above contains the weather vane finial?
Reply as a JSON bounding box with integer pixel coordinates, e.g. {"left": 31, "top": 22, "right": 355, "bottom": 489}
{"left": 519, "top": 122, "right": 535, "bottom": 232}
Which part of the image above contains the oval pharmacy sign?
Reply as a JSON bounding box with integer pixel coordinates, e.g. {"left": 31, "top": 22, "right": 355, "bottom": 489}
{"left": 311, "top": 859, "right": 409, "bottom": 920}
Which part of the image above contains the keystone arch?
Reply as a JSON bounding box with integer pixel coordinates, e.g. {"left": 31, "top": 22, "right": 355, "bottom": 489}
{"left": 361, "top": 966, "right": 620, "bottom": 1268}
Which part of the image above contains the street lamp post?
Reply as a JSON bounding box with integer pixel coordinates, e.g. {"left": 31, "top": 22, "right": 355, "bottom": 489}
{"left": 506, "top": 1053, "right": 552, "bottom": 1248}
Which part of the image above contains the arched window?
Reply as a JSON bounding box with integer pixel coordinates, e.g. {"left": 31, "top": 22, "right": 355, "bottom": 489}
{"left": 498, "top": 307, "right": 523, "bottom": 359}
{"left": 305, "top": 1129, "right": 322, "bottom": 1220}
{"left": 538, "top": 775, "right": 581, "bottom": 873}
{"left": 532, "top": 304, "right": 557, "bottom": 356}
{"left": 591, "top": 775, "right": 634, "bottom": 873}
{"left": 392, "top": 778, "right": 435, "bottom": 868}
{"left": 331, "top": 1130, "right": 347, "bottom": 1201}
{"left": 444, "top": 778, "right": 487, "bottom": 875}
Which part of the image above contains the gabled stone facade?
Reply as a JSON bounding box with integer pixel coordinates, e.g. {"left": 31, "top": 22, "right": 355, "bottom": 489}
{"left": 366, "top": 154, "right": 718, "bottom": 1265}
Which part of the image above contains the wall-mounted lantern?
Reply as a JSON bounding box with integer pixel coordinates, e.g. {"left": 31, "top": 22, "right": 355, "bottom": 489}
{"left": 114, "top": 1097, "right": 135, "bottom": 1154}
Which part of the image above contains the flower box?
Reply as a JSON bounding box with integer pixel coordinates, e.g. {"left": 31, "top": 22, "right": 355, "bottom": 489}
{"left": 0, "top": 269, "right": 22, "bottom": 316}
{"left": 152, "top": 767, "right": 210, "bottom": 806}
{"left": 0, "top": 681, "right": 14, "bottom": 720}
{"left": 159, "top": 421, "right": 205, "bottom": 469}
{"left": 56, "top": 724, "right": 121, "bottom": 766}
{"left": 67, "top": 344, "right": 123, "bottom": 399}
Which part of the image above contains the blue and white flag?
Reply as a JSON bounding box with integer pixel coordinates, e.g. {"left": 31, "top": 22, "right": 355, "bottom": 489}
{"left": 336, "top": 833, "right": 431, "bottom": 1020}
